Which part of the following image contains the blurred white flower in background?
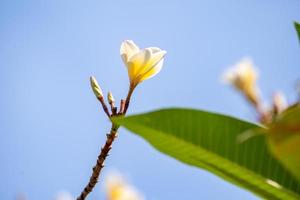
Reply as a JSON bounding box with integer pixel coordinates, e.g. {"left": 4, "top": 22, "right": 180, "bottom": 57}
{"left": 222, "top": 58, "right": 260, "bottom": 106}
{"left": 105, "top": 171, "right": 144, "bottom": 200}
{"left": 53, "top": 191, "right": 74, "bottom": 200}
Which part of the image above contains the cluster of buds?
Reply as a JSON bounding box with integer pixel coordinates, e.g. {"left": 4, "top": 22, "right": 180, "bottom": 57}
{"left": 222, "top": 58, "right": 297, "bottom": 124}
{"left": 90, "top": 40, "right": 167, "bottom": 118}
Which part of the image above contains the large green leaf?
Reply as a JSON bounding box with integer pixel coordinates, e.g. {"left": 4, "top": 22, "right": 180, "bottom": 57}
{"left": 113, "top": 108, "right": 300, "bottom": 200}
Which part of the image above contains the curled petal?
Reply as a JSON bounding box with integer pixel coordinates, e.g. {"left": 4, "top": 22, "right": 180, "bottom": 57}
{"left": 127, "top": 49, "right": 152, "bottom": 82}
{"left": 133, "top": 49, "right": 166, "bottom": 77}
{"left": 139, "top": 58, "right": 164, "bottom": 82}
{"left": 148, "top": 47, "right": 162, "bottom": 54}
{"left": 120, "top": 40, "right": 140, "bottom": 64}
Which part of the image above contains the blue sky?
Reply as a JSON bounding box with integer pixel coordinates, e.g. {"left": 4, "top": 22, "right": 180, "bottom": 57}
{"left": 0, "top": 0, "right": 300, "bottom": 199}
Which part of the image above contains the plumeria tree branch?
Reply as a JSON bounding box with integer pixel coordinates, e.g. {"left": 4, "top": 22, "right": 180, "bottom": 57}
{"left": 77, "top": 124, "right": 118, "bottom": 200}
{"left": 77, "top": 40, "right": 166, "bottom": 200}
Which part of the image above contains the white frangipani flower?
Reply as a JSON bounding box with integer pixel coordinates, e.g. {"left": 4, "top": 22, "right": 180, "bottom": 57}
{"left": 120, "top": 40, "right": 166, "bottom": 87}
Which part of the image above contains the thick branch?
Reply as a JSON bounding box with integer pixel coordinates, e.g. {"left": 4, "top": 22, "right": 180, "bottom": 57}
{"left": 77, "top": 124, "right": 118, "bottom": 200}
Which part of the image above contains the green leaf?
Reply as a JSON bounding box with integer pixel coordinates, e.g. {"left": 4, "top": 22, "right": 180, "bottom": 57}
{"left": 295, "top": 22, "right": 300, "bottom": 43}
{"left": 113, "top": 108, "right": 300, "bottom": 200}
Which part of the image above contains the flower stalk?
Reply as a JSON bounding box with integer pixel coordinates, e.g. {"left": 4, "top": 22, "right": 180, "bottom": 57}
{"left": 123, "top": 84, "right": 136, "bottom": 114}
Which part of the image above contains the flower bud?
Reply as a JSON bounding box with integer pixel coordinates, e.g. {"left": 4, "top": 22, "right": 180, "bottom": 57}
{"left": 90, "top": 76, "right": 103, "bottom": 98}
{"left": 108, "top": 92, "right": 115, "bottom": 104}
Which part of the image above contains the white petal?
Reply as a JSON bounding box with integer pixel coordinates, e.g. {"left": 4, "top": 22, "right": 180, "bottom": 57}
{"left": 126, "top": 48, "right": 152, "bottom": 81}
{"left": 135, "top": 49, "right": 166, "bottom": 75}
{"left": 148, "top": 47, "right": 162, "bottom": 54}
{"left": 139, "top": 57, "right": 165, "bottom": 81}
{"left": 120, "top": 40, "right": 140, "bottom": 63}
{"left": 128, "top": 48, "right": 152, "bottom": 69}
